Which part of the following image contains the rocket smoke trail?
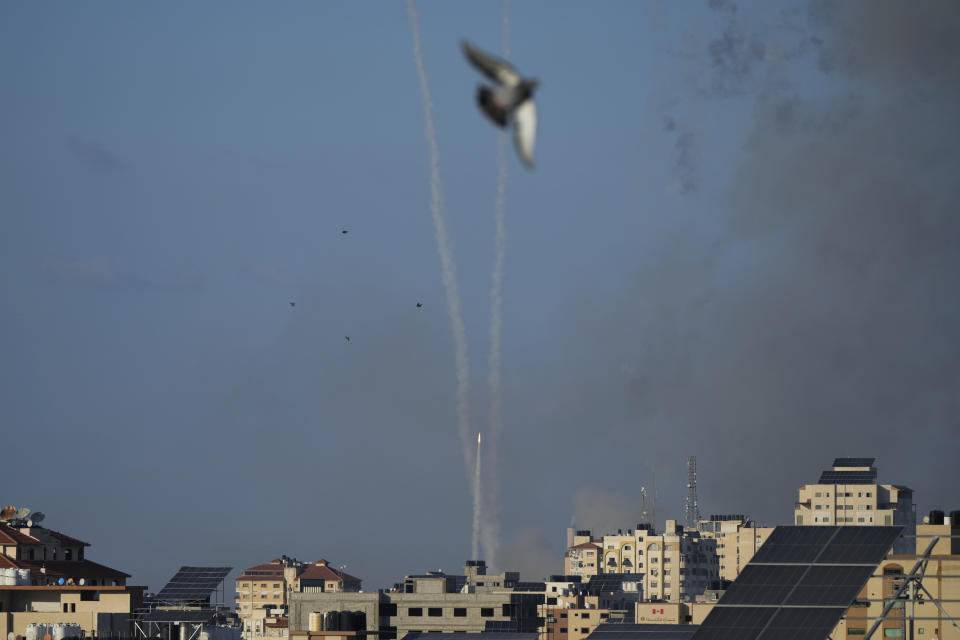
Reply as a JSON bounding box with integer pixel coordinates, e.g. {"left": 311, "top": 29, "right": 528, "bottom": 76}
{"left": 405, "top": 0, "right": 476, "bottom": 498}
{"left": 472, "top": 433, "right": 482, "bottom": 560}
{"left": 482, "top": 0, "right": 511, "bottom": 570}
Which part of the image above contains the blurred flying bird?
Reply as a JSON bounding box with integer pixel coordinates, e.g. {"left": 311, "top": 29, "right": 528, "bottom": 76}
{"left": 345, "top": 336, "right": 351, "bottom": 342}
{"left": 416, "top": 302, "right": 423, "bottom": 308}
{"left": 341, "top": 229, "right": 349, "bottom": 235}
{"left": 290, "top": 302, "right": 295, "bottom": 307}
{"left": 461, "top": 40, "right": 539, "bottom": 168}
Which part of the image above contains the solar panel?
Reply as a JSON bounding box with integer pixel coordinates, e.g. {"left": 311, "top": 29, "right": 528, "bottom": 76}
{"left": 587, "top": 624, "right": 697, "bottom": 640}
{"left": 154, "top": 566, "right": 232, "bottom": 603}
{"left": 692, "top": 607, "right": 776, "bottom": 640}
{"left": 693, "top": 526, "right": 901, "bottom": 640}
{"left": 750, "top": 526, "right": 836, "bottom": 564}
{"left": 717, "top": 565, "right": 807, "bottom": 605}
{"left": 485, "top": 621, "right": 519, "bottom": 632}
{"left": 815, "top": 526, "right": 903, "bottom": 564}
{"left": 817, "top": 470, "right": 876, "bottom": 484}
{"left": 832, "top": 458, "right": 875, "bottom": 468}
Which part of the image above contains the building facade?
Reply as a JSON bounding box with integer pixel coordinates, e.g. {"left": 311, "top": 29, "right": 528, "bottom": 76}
{"left": 0, "top": 516, "right": 143, "bottom": 639}
{"left": 564, "top": 521, "right": 719, "bottom": 602}
{"left": 831, "top": 512, "right": 960, "bottom": 639}
{"left": 794, "top": 458, "right": 915, "bottom": 553}
{"left": 696, "top": 515, "right": 774, "bottom": 582}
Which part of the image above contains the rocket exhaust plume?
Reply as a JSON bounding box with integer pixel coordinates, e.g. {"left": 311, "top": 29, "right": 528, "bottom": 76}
{"left": 472, "top": 432, "right": 483, "bottom": 560}
{"left": 482, "top": 0, "right": 511, "bottom": 570}
{"left": 405, "top": 0, "right": 476, "bottom": 496}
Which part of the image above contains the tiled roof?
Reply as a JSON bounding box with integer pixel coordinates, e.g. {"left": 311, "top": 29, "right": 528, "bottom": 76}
{"left": 18, "top": 560, "right": 131, "bottom": 580}
{"left": 0, "top": 555, "right": 22, "bottom": 569}
{"left": 46, "top": 530, "right": 91, "bottom": 547}
{"left": 297, "top": 563, "right": 360, "bottom": 583}
{"left": 0, "top": 526, "right": 40, "bottom": 546}
{"left": 571, "top": 542, "right": 600, "bottom": 550}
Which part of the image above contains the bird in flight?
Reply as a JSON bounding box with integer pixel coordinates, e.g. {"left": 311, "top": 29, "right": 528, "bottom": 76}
{"left": 461, "top": 40, "right": 539, "bottom": 168}
{"left": 290, "top": 302, "right": 296, "bottom": 308}
{"left": 344, "top": 336, "right": 351, "bottom": 342}
{"left": 341, "top": 229, "right": 349, "bottom": 235}
{"left": 416, "top": 302, "right": 423, "bottom": 308}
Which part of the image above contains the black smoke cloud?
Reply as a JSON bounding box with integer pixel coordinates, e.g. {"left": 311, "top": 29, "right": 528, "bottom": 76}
{"left": 551, "top": 0, "right": 960, "bottom": 526}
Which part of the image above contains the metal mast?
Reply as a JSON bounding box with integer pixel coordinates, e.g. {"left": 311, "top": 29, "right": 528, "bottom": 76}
{"left": 684, "top": 456, "right": 701, "bottom": 530}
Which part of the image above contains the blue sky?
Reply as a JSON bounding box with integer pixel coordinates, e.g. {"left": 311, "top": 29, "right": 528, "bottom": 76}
{"left": 2, "top": 1, "right": 958, "bottom": 597}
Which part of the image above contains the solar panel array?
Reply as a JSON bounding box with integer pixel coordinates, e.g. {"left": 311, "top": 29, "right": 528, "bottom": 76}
{"left": 817, "top": 469, "right": 877, "bottom": 484}
{"left": 154, "top": 566, "right": 232, "bottom": 603}
{"left": 832, "top": 458, "right": 875, "bottom": 468}
{"left": 587, "top": 623, "right": 697, "bottom": 639}
{"left": 692, "top": 526, "right": 902, "bottom": 640}
{"left": 485, "top": 621, "right": 519, "bottom": 632}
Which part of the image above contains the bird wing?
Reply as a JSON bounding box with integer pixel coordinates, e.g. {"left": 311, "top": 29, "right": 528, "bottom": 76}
{"left": 462, "top": 40, "right": 520, "bottom": 87}
{"left": 512, "top": 98, "right": 537, "bottom": 168}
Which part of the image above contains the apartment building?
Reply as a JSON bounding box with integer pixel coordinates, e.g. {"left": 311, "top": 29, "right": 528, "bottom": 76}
{"left": 0, "top": 515, "right": 144, "bottom": 639}
{"left": 696, "top": 515, "right": 774, "bottom": 582}
{"left": 831, "top": 511, "right": 960, "bottom": 639}
{"left": 289, "top": 561, "right": 540, "bottom": 640}
{"left": 565, "top": 521, "right": 719, "bottom": 603}
{"left": 794, "top": 457, "right": 915, "bottom": 553}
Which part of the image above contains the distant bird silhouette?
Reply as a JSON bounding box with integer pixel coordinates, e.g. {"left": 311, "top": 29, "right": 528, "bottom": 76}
{"left": 462, "top": 40, "right": 539, "bottom": 168}
{"left": 344, "top": 336, "right": 351, "bottom": 342}
{"left": 416, "top": 302, "right": 423, "bottom": 308}
{"left": 341, "top": 229, "right": 349, "bottom": 235}
{"left": 290, "top": 302, "right": 296, "bottom": 307}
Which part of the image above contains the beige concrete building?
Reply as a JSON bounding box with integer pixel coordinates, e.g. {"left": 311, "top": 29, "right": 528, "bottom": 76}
{"left": 289, "top": 562, "right": 540, "bottom": 640}
{"left": 238, "top": 557, "right": 359, "bottom": 640}
{"left": 0, "top": 518, "right": 144, "bottom": 638}
{"left": 829, "top": 513, "right": 960, "bottom": 639}
{"left": 696, "top": 515, "right": 775, "bottom": 582}
{"left": 565, "top": 521, "right": 719, "bottom": 603}
{"left": 794, "top": 458, "right": 915, "bottom": 553}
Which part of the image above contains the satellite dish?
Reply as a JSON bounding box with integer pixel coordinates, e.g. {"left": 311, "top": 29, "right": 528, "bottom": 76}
{"left": 17, "top": 507, "right": 30, "bottom": 520}
{"left": 58, "top": 578, "right": 65, "bottom": 586}
{"left": 32, "top": 512, "right": 45, "bottom": 524}
{"left": 0, "top": 506, "right": 16, "bottom": 521}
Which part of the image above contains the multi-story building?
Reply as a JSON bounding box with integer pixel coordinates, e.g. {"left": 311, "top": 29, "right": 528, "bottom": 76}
{"left": 289, "top": 561, "right": 540, "bottom": 640}
{"left": 831, "top": 510, "right": 960, "bottom": 639}
{"left": 237, "top": 557, "right": 359, "bottom": 639}
{"left": 236, "top": 557, "right": 306, "bottom": 639}
{"left": 564, "top": 531, "right": 600, "bottom": 579}
{"left": 794, "top": 457, "right": 915, "bottom": 553}
{"left": 564, "top": 521, "right": 719, "bottom": 603}
{"left": 696, "top": 515, "right": 774, "bottom": 582}
{"left": 0, "top": 513, "right": 144, "bottom": 639}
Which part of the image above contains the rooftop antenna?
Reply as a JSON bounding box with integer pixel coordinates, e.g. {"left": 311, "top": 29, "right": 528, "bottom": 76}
{"left": 0, "top": 506, "right": 16, "bottom": 521}
{"left": 684, "top": 456, "right": 701, "bottom": 530}
{"left": 639, "top": 487, "right": 649, "bottom": 525}
{"left": 16, "top": 507, "right": 30, "bottom": 520}
{"left": 31, "top": 512, "right": 45, "bottom": 525}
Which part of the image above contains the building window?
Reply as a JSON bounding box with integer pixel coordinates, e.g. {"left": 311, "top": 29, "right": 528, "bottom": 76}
{"left": 453, "top": 608, "right": 466, "bottom": 617}
{"left": 823, "top": 517, "right": 829, "bottom": 522}
{"left": 815, "top": 505, "right": 822, "bottom": 510}
{"left": 560, "top": 614, "right": 567, "bottom": 619}
{"left": 814, "top": 492, "right": 821, "bottom": 497}
{"left": 409, "top": 608, "right": 423, "bottom": 617}
{"left": 273, "top": 583, "right": 280, "bottom": 588}
{"left": 480, "top": 608, "right": 494, "bottom": 617}
{"left": 582, "top": 614, "right": 590, "bottom": 619}
{"left": 560, "top": 629, "right": 567, "bottom": 634}
{"left": 428, "top": 608, "right": 442, "bottom": 617}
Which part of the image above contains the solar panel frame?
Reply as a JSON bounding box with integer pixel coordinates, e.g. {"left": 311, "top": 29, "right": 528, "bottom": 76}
{"left": 693, "top": 526, "right": 902, "bottom": 640}
{"left": 832, "top": 458, "right": 875, "bottom": 467}
{"left": 154, "top": 566, "right": 232, "bottom": 602}
{"left": 817, "top": 470, "right": 877, "bottom": 484}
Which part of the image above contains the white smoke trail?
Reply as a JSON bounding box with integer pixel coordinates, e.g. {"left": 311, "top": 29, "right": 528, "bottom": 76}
{"left": 482, "top": 0, "right": 511, "bottom": 570}
{"left": 405, "top": 0, "right": 476, "bottom": 497}
{"left": 472, "top": 433, "right": 483, "bottom": 560}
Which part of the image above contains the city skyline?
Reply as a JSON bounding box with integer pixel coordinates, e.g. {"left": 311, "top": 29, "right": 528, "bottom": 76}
{"left": 3, "top": 0, "right": 958, "bottom": 600}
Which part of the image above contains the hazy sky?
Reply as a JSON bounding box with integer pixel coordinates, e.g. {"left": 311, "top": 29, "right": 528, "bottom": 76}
{"left": 2, "top": 0, "right": 958, "bottom": 598}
